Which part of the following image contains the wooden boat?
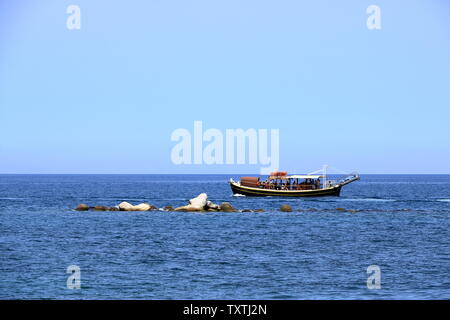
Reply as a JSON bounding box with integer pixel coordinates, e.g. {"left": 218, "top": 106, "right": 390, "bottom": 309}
{"left": 229, "top": 167, "right": 359, "bottom": 197}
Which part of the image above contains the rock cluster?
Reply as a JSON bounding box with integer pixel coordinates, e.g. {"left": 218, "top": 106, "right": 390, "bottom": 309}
{"left": 173, "top": 194, "right": 239, "bottom": 212}
{"left": 75, "top": 201, "right": 158, "bottom": 212}
{"left": 73, "top": 193, "right": 233, "bottom": 212}
{"left": 74, "top": 193, "right": 304, "bottom": 213}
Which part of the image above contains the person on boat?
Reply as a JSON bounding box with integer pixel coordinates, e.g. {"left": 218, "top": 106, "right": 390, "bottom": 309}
{"left": 316, "top": 179, "right": 321, "bottom": 189}
{"left": 304, "top": 179, "right": 310, "bottom": 189}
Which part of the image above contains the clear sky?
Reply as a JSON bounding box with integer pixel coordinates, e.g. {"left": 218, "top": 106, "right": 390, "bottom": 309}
{"left": 1, "top": 0, "right": 449, "bottom": 174}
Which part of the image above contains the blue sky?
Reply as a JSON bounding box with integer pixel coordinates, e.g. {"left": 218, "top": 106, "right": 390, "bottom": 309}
{"left": 1, "top": 0, "right": 449, "bottom": 174}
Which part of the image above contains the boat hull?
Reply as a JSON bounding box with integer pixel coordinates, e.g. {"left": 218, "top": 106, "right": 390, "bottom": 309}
{"left": 230, "top": 182, "right": 342, "bottom": 197}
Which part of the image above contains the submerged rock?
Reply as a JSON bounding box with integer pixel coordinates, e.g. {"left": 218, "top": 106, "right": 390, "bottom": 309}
{"left": 280, "top": 204, "right": 293, "bottom": 212}
{"left": 75, "top": 203, "right": 89, "bottom": 211}
{"left": 93, "top": 205, "right": 108, "bottom": 211}
{"left": 163, "top": 206, "right": 174, "bottom": 211}
{"left": 254, "top": 209, "right": 265, "bottom": 212}
{"left": 336, "top": 207, "right": 347, "bottom": 212}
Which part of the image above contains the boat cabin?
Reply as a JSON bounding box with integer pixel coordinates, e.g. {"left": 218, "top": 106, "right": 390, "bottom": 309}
{"left": 240, "top": 172, "right": 325, "bottom": 191}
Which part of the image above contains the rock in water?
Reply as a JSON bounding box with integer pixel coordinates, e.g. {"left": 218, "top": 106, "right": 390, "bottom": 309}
{"left": 280, "top": 204, "right": 293, "bottom": 212}
{"left": 75, "top": 203, "right": 89, "bottom": 211}
{"left": 93, "top": 205, "right": 108, "bottom": 211}
{"left": 175, "top": 193, "right": 208, "bottom": 212}
{"left": 163, "top": 206, "right": 174, "bottom": 211}
{"left": 118, "top": 201, "right": 134, "bottom": 211}
{"left": 336, "top": 207, "right": 347, "bottom": 212}
{"left": 133, "top": 203, "right": 153, "bottom": 211}
{"left": 117, "top": 201, "right": 155, "bottom": 211}
{"left": 206, "top": 200, "right": 220, "bottom": 210}
{"left": 219, "top": 202, "right": 236, "bottom": 212}
{"left": 189, "top": 193, "right": 208, "bottom": 209}
{"left": 174, "top": 206, "right": 197, "bottom": 212}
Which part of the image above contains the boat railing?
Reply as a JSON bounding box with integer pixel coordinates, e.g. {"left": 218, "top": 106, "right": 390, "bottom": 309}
{"left": 325, "top": 180, "right": 338, "bottom": 187}
{"left": 324, "top": 172, "right": 359, "bottom": 188}
{"left": 336, "top": 172, "right": 360, "bottom": 186}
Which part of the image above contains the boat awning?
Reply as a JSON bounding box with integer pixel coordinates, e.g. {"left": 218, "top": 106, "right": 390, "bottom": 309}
{"left": 287, "top": 175, "right": 323, "bottom": 179}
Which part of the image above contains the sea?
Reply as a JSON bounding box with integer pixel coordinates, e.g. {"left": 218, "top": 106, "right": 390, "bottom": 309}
{"left": 0, "top": 174, "right": 449, "bottom": 299}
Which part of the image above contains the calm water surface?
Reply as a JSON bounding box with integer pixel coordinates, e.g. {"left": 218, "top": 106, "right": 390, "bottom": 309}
{"left": 0, "top": 174, "right": 449, "bottom": 299}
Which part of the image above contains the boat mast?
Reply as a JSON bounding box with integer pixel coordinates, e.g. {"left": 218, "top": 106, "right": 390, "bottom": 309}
{"left": 323, "top": 164, "right": 328, "bottom": 189}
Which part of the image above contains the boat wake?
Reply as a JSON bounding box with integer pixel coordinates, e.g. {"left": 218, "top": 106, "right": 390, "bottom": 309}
{"left": 316, "top": 197, "right": 396, "bottom": 202}
{"left": 344, "top": 198, "right": 396, "bottom": 202}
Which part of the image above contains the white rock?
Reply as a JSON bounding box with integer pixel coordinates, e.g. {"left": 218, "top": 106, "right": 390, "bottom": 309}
{"left": 175, "top": 193, "right": 208, "bottom": 211}
{"left": 118, "top": 201, "right": 152, "bottom": 211}
{"left": 118, "top": 201, "right": 134, "bottom": 211}
{"left": 133, "top": 203, "right": 152, "bottom": 211}
{"left": 188, "top": 193, "right": 208, "bottom": 209}
{"left": 206, "top": 200, "right": 219, "bottom": 210}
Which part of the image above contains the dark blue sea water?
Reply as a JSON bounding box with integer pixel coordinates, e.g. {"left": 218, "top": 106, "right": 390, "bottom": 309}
{"left": 0, "top": 174, "right": 449, "bottom": 299}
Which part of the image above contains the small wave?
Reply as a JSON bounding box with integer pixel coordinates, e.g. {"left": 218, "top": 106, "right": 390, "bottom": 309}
{"left": 0, "top": 197, "right": 26, "bottom": 200}
{"left": 437, "top": 199, "right": 450, "bottom": 202}
{"left": 232, "top": 194, "right": 246, "bottom": 197}
{"left": 338, "top": 198, "right": 396, "bottom": 202}
{"left": 96, "top": 198, "right": 148, "bottom": 201}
